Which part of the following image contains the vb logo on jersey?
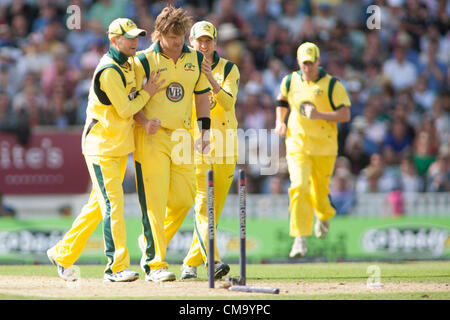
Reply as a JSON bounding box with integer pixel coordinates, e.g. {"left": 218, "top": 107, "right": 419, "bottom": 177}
{"left": 166, "top": 82, "right": 184, "bottom": 102}
{"left": 208, "top": 91, "right": 217, "bottom": 110}
{"left": 299, "top": 101, "right": 315, "bottom": 116}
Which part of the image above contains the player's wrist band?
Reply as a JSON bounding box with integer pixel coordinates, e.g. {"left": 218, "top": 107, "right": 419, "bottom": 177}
{"left": 197, "top": 117, "right": 211, "bottom": 130}
{"left": 276, "top": 100, "right": 289, "bottom": 108}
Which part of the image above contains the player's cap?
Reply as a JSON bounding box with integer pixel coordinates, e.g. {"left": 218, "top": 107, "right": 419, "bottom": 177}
{"left": 297, "top": 42, "right": 320, "bottom": 64}
{"left": 107, "top": 18, "right": 147, "bottom": 39}
{"left": 190, "top": 21, "right": 217, "bottom": 40}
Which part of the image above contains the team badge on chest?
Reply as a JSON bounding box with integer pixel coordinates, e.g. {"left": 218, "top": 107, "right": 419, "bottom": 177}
{"left": 166, "top": 82, "right": 184, "bottom": 102}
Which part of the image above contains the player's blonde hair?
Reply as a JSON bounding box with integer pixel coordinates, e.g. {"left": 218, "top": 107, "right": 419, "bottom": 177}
{"left": 151, "top": 5, "right": 193, "bottom": 42}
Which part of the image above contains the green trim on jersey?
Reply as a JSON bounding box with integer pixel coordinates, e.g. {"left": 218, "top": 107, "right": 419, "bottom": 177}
{"left": 223, "top": 61, "right": 235, "bottom": 81}
{"left": 106, "top": 46, "right": 128, "bottom": 65}
{"left": 137, "top": 52, "right": 150, "bottom": 80}
{"left": 328, "top": 77, "right": 338, "bottom": 110}
{"left": 93, "top": 64, "right": 126, "bottom": 105}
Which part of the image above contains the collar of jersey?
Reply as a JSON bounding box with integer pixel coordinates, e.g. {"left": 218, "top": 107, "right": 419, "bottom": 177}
{"left": 154, "top": 41, "right": 191, "bottom": 56}
{"left": 298, "top": 66, "right": 326, "bottom": 83}
{"left": 107, "top": 46, "right": 128, "bottom": 65}
{"left": 211, "top": 51, "right": 220, "bottom": 70}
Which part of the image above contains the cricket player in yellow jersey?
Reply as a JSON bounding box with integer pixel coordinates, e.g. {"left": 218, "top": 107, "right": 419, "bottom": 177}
{"left": 133, "top": 6, "right": 211, "bottom": 282}
{"left": 47, "top": 18, "right": 161, "bottom": 282}
{"left": 274, "top": 42, "right": 351, "bottom": 258}
{"left": 178, "top": 21, "right": 240, "bottom": 280}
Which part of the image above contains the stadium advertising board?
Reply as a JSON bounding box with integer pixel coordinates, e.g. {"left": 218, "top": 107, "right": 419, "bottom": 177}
{"left": 0, "top": 216, "right": 448, "bottom": 264}
{"left": 0, "top": 131, "right": 90, "bottom": 194}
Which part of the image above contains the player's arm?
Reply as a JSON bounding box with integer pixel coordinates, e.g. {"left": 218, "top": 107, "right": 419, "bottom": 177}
{"left": 274, "top": 74, "right": 291, "bottom": 137}
{"left": 99, "top": 68, "right": 150, "bottom": 119}
{"left": 275, "top": 93, "right": 289, "bottom": 137}
{"left": 213, "top": 64, "right": 240, "bottom": 112}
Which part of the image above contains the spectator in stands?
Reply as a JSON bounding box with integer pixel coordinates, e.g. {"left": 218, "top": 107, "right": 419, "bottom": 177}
{"left": 426, "top": 153, "right": 450, "bottom": 192}
{"left": 399, "top": 155, "right": 424, "bottom": 192}
{"left": 330, "top": 168, "right": 355, "bottom": 215}
{"left": 430, "top": 93, "right": 450, "bottom": 147}
{"left": 262, "top": 57, "right": 287, "bottom": 100}
{"left": 279, "top": 0, "right": 306, "bottom": 40}
{"left": 87, "top": 0, "right": 128, "bottom": 31}
{"left": 382, "top": 44, "right": 418, "bottom": 92}
{"left": 382, "top": 119, "right": 415, "bottom": 166}
{"left": 41, "top": 45, "right": 81, "bottom": 99}
{"left": 356, "top": 153, "right": 399, "bottom": 193}
{"left": 418, "top": 38, "right": 447, "bottom": 93}
{"left": 413, "top": 75, "right": 437, "bottom": 112}
{"left": 412, "top": 129, "right": 438, "bottom": 177}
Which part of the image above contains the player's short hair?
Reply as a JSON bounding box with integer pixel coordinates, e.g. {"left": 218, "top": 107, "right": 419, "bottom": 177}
{"left": 151, "top": 5, "right": 193, "bottom": 42}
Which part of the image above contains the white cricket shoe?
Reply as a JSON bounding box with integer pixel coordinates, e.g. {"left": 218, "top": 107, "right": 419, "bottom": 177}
{"left": 47, "top": 247, "right": 79, "bottom": 281}
{"left": 289, "top": 237, "right": 307, "bottom": 258}
{"left": 145, "top": 268, "right": 176, "bottom": 282}
{"left": 180, "top": 264, "right": 197, "bottom": 280}
{"left": 104, "top": 269, "right": 139, "bottom": 282}
{"left": 315, "top": 219, "right": 330, "bottom": 238}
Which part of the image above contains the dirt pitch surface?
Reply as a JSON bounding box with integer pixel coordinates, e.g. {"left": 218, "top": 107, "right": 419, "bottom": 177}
{"left": 0, "top": 275, "right": 448, "bottom": 299}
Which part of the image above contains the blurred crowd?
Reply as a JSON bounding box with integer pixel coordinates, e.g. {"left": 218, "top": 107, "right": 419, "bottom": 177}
{"left": 0, "top": 0, "right": 449, "bottom": 216}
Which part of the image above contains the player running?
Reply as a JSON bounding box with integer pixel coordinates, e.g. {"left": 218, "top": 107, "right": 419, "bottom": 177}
{"left": 274, "top": 42, "right": 351, "bottom": 258}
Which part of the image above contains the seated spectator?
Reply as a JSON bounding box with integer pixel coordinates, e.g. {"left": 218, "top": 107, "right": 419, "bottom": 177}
{"left": 360, "top": 104, "right": 388, "bottom": 155}
{"left": 426, "top": 153, "right": 450, "bottom": 192}
{"left": 279, "top": 0, "right": 306, "bottom": 40}
{"left": 382, "top": 44, "right": 418, "bottom": 92}
{"left": 41, "top": 45, "right": 81, "bottom": 99}
{"left": 381, "top": 119, "right": 414, "bottom": 166}
{"left": 355, "top": 153, "right": 399, "bottom": 193}
{"left": 417, "top": 38, "right": 447, "bottom": 93}
{"left": 430, "top": 95, "right": 450, "bottom": 147}
{"left": 399, "top": 155, "right": 424, "bottom": 192}
{"left": 86, "top": 0, "right": 128, "bottom": 31}
{"left": 330, "top": 168, "right": 356, "bottom": 215}
{"left": 412, "top": 130, "right": 437, "bottom": 177}
{"left": 12, "top": 79, "right": 46, "bottom": 127}
{"left": 413, "top": 75, "right": 436, "bottom": 112}
{"left": 262, "top": 57, "right": 286, "bottom": 100}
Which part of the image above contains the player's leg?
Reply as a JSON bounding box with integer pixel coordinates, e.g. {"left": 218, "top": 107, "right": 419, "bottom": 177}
{"left": 286, "top": 151, "right": 314, "bottom": 257}
{"left": 310, "top": 155, "right": 337, "bottom": 238}
{"left": 90, "top": 155, "right": 132, "bottom": 276}
{"left": 286, "top": 152, "right": 314, "bottom": 237}
{"left": 134, "top": 127, "right": 171, "bottom": 277}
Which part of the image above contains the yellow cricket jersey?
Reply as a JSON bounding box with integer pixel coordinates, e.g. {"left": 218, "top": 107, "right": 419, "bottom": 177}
{"left": 133, "top": 42, "right": 211, "bottom": 130}
{"left": 82, "top": 47, "right": 150, "bottom": 157}
{"left": 191, "top": 51, "right": 240, "bottom": 159}
{"left": 280, "top": 67, "right": 351, "bottom": 156}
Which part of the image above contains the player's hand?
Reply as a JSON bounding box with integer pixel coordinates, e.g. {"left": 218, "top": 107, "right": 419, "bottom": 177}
{"left": 194, "top": 130, "right": 211, "bottom": 154}
{"left": 201, "top": 59, "right": 213, "bottom": 80}
{"left": 144, "top": 117, "right": 161, "bottom": 135}
{"left": 303, "top": 104, "right": 321, "bottom": 120}
{"left": 275, "top": 121, "right": 287, "bottom": 137}
{"left": 142, "top": 71, "right": 166, "bottom": 97}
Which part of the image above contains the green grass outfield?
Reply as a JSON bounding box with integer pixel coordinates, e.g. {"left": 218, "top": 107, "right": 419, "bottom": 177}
{"left": 0, "top": 261, "right": 449, "bottom": 300}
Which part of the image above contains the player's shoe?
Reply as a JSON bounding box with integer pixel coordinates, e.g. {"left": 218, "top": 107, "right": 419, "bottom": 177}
{"left": 103, "top": 269, "right": 139, "bottom": 282}
{"left": 214, "top": 262, "right": 230, "bottom": 280}
{"left": 46, "top": 247, "right": 79, "bottom": 281}
{"left": 315, "top": 219, "right": 330, "bottom": 239}
{"left": 180, "top": 264, "right": 197, "bottom": 280}
{"left": 289, "top": 237, "right": 307, "bottom": 258}
{"left": 145, "top": 268, "right": 176, "bottom": 282}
